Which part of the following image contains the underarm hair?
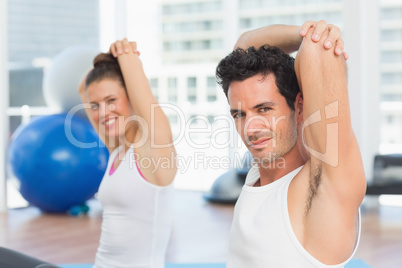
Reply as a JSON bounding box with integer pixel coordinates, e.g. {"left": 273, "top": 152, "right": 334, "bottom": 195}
{"left": 306, "top": 163, "right": 322, "bottom": 215}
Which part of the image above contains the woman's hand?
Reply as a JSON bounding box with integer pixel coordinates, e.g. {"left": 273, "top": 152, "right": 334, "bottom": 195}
{"left": 109, "top": 38, "right": 141, "bottom": 57}
{"left": 299, "top": 20, "right": 348, "bottom": 60}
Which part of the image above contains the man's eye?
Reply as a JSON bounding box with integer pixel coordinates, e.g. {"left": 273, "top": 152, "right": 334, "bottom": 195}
{"left": 232, "top": 113, "right": 242, "bottom": 119}
{"left": 259, "top": 107, "right": 271, "bottom": 112}
{"left": 90, "top": 104, "right": 99, "bottom": 110}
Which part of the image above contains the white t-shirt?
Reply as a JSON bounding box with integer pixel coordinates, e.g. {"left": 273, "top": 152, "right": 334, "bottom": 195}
{"left": 94, "top": 144, "right": 174, "bottom": 268}
{"left": 227, "top": 165, "right": 361, "bottom": 268}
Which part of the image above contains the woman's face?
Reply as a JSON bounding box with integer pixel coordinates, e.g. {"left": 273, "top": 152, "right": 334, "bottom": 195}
{"left": 86, "top": 78, "right": 133, "bottom": 140}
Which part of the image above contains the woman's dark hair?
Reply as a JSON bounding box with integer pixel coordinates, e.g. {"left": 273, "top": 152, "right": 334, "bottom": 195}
{"left": 216, "top": 45, "right": 300, "bottom": 110}
{"left": 85, "top": 53, "right": 125, "bottom": 89}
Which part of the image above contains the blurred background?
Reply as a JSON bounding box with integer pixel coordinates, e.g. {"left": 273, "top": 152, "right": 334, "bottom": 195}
{"left": 1, "top": 0, "right": 402, "bottom": 209}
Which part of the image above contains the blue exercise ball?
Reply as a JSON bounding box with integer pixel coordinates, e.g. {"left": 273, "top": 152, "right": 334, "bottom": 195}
{"left": 8, "top": 113, "right": 109, "bottom": 213}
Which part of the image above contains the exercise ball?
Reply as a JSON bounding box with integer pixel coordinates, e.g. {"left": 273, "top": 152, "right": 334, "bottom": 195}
{"left": 43, "top": 46, "right": 99, "bottom": 116}
{"left": 8, "top": 113, "right": 108, "bottom": 213}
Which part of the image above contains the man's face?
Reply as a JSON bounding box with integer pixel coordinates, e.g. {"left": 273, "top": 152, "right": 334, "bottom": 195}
{"left": 228, "top": 73, "right": 298, "bottom": 164}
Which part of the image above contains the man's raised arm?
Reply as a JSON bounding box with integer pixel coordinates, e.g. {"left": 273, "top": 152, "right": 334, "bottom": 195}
{"left": 294, "top": 27, "right": 366, "bottom": 209}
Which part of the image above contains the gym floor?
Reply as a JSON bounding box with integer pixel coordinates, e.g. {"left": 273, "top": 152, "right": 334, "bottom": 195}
{"left": 0, "top": 190, "right": 401, "bottom": 268}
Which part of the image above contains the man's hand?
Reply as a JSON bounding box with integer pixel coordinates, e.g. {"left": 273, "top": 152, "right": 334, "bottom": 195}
{"left": 299, "top": 20, "right": 348, "bottom": 60}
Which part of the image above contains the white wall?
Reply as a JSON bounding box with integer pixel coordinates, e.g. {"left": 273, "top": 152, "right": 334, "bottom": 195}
{"left": 99, "top": 0, "right": 128, "bottom": 51}
{"left": 0, "top": 0, "right": 9, "bottom": 213}
{"left": 343, "top": 0, "right": 380, "bottom": 182}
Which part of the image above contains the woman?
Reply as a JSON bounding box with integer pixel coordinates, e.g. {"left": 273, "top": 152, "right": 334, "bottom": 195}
{"left": 0, "top": 39, "right": 176, "bottom": 268}
{"left": 78, "top": 39, "right": 177, "bottom": 267}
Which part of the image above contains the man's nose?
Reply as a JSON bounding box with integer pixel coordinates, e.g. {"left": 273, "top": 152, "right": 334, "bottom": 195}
{"left": 245, "top": 115, "right": 268, "bottom": 135}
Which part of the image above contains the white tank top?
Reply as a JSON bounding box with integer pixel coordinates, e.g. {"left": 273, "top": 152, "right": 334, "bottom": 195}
{"left": 94, "top": 144, "right": 174, "bottom": 268}
{"left": 227, "top": 165, "right": 361, "bottom": 268}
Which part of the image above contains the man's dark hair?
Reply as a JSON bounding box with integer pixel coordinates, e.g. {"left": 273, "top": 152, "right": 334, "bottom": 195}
{"left": 216, "top": 45, "right": 300, "bottom": 110}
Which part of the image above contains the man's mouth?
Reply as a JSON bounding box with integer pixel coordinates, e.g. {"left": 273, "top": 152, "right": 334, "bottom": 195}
{"left": 249, "top": 137, "right": 271, "bottom": 149}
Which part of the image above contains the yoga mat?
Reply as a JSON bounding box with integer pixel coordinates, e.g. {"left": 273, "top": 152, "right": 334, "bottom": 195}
{"left": 60, "top": 259, "right": 371, "bottom": 268}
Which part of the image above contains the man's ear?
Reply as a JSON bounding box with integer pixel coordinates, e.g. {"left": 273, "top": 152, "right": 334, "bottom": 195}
{"left": 295, "top": 92, "right": 303, "bottom": 122}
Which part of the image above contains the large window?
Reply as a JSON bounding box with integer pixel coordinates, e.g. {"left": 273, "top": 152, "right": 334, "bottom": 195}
{"left": 168, "top": 77, "right": 178, "bottom": 103}
{"left": 379, "top": 0, "right": 402, "bottom": 153}
{"left": 8, "top": 0, "right": 99, "bottom": 133}
{"left": 149, "top": 78, "right": 159, "bottom": 100}
{"left": 162, "top": 1, "right": 223, "bottom": 15}
{"left": 207, "top": 76, "right": 217, "bottom": 102}
{"left": 187, "top": 76, "right": 197, "bottom": 103}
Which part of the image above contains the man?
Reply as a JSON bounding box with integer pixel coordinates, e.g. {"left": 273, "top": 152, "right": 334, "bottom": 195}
{"left": 216, "top": 21, "right": 366, "bottom": 267}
